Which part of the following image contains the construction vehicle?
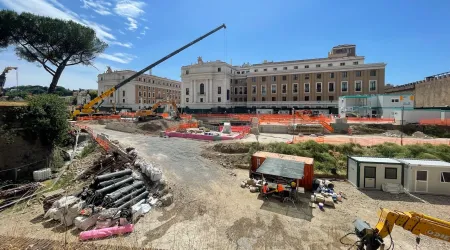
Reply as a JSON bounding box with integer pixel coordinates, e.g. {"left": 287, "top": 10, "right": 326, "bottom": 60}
{"left": 342, "top": 208, "right": 450, "bottom": 249}
{"left": 70, "top": 23, "right": 227, "bottom": 120}
{"left": 0, "top": 67, "right": 18, "bottom": 97}
{"left": 135, "top": 100, "right": 180, "bottom": 121}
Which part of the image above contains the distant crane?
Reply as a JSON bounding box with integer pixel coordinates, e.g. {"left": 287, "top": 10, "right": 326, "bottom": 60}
{"left": 0, "top": 67, "right": 18, "bottom": 97}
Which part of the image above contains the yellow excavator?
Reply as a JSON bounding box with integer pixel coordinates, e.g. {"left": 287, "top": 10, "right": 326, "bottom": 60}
{"left": 343, "top": 208, "right": 450, "bottom": 249}
{"left": 0, "top": 67, "right": 18, "bottom": 97}
{"left": 135, "top": 100, "right": 180, "bottom": 121}
{"left": 70, "top": 23, "right": 226, "bottom": 120}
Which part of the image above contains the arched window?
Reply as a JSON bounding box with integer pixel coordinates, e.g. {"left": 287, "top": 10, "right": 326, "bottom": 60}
{"left": 200, "top": 83, "right": 205, "bottom": 94}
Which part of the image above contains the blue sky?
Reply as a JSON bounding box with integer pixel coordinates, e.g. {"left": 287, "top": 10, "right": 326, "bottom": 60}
{"left": 1, "top": 0, "right": 449, "bottom": 90}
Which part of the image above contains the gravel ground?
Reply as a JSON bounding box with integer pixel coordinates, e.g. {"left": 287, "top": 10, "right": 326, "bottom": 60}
{"left": 0, "top": 124, "right": 449, "bottom": 250}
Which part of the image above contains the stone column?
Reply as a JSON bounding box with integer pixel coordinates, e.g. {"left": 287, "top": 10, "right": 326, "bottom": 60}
{"left": 209, "top": 79, "right": 213, "bottom": 103}
{"left": 192, "top": 80, "right": 196, "bottom": 103}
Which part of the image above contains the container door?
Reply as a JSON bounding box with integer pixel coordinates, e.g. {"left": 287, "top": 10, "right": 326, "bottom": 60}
{"left": 364, "top": 166, "right": 376, "bottom": 188}
{"left": 415, "top": 170, "right": 428, "bottom": 192}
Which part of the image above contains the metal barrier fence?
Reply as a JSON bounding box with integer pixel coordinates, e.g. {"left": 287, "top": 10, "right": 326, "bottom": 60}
{"left": 73, "top": 124, "right": 110, "bottom": 151}
{"left": 290, "top": 135, "right": 450, "bottom": 146}
{"left": 419, "top": 119, "right": 450, "bottom": 126}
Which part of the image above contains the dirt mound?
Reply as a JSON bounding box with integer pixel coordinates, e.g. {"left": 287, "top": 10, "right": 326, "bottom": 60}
{"left": 105, "top": 119, "right": 182, "bottom": 134}
{"left": 212, "top": 143, "right": 251, "bottom": 154}
{"left": 349, "top": 125, "right": 385, "bottom": 135}
{"left": 138, "top": 120, "right": 174, "bottom": 132}
{"left": 412, "top": 131, "right": 433, "bottom": 139}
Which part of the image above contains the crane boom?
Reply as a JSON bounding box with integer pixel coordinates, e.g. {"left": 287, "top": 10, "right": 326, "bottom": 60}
{"left": 72, "top": 23, "right": 227, "bottom": 119}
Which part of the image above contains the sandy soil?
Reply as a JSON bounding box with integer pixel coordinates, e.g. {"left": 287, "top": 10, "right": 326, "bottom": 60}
{"left": 0, "top": 125, "right": 449, "bottom": 250}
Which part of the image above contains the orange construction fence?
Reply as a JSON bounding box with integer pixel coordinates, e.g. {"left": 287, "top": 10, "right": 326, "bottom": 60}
{"left": 420, "top": 119, "right": 450, "bottom": 126}
{"left": 290, "top": 135, "right": 450, "bottom": 146}
{"left": 77, "top": 115, "right": 121, "bottom": 121}
{"left": 72, "top": 124, "right": 110, "bottom": 151}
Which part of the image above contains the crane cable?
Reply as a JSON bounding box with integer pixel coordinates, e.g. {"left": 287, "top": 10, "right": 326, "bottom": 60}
{"left": 224, "top": 27, "right": 228, "bottom": 64}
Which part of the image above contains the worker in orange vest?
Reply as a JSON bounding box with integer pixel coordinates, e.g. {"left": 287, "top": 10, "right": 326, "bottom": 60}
{"left": 262, "top": 183, "right": 270, "bottom": 199}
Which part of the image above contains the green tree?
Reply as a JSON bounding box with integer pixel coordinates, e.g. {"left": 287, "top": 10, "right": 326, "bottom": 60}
{"left": 22, "top": 94, "right": 69, "bottom": 146}
{"left": 88, "top": 90, "right": 98, "bottom": 99}
{"left": 0, "top": 10, "right": 107, "bottom": 93}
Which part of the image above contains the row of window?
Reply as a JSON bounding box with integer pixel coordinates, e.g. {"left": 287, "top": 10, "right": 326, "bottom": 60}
{"left": 248, "top": 96, "right": 332, "bottom": 102}
{"left": 248, "top": 81, "right": 377, "bottom": 95}
{"left": 234, "top": 61, "right": 360, "bottom": 75}
{"left": 99, "top": 76, "right": 180, "bottom": 88}
{"left": 247, "top": 70, "right": 377, "bottom": 83}
{"left": 184, "top": 81, "right": 376, "bottom": 99}
{"left": 185, "top": 97, "right": 224, "bottom": 103}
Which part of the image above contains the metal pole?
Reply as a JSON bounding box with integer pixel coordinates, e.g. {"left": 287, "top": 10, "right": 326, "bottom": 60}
{"left": 16, "top": 68, "right": 18, "bottom": 89}
{"left": 401, "top": 105, "right": 404, "bottom": 146}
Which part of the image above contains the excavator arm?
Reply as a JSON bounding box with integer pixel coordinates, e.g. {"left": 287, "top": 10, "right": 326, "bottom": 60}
{"left": 349, "top": 208, "right": 450, "bottom": 250}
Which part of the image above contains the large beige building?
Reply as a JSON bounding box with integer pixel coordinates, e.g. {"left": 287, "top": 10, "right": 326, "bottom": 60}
{"left": 98, "top": 68, "right": 181, "bottom": 111}
{"left": 181, "top": 45, "right": 386, "bottom": 113}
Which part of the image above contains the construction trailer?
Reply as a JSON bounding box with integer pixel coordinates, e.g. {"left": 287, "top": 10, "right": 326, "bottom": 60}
{"left": 398, "top": 159, "right": 450, "bottom": 195}
{"left": 347, "top": 156, "right": 404, "bottom": 189}
{"left": 250, "top": 151, "right": 314, "bottom": 190}
{"left": 347, "top": 156, "right": 450, "bottom": 195}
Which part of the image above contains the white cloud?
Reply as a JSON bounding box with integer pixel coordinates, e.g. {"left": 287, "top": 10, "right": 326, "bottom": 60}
{"left": 118, "top": 30, "right": 125, "bottom": 35}
{"left": 140, "top": 30, "right": 146, "bottom": 35}
{"left": 81, "top": 0, "right": 112, "bottom": 16}
{"left": 114, "top": 0, "right": 145, "bottom": 18}
{"left": 137, "top": 36, "right": 141, "bottom": 39}
{"left": 144, "top": 26, "right": 149, "bottom": 30}
{"left": 0, "top": 0, "right": 127, "bottom": 46}
{"left": 126, "top": 17, "right": 138, "bottom": 31}
{"left": 114, "top": 0, "right": 145, "bottom": 31}
{"left": 98, "top": 53, "right": 136, "bottom": 64}
{"left": 109, "top": 41, "right": 133, "bottom": 48}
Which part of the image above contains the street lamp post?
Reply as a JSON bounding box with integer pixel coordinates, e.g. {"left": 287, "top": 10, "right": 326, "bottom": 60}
{"left": 400, "top": 105, "right": 404, "bottom": 146}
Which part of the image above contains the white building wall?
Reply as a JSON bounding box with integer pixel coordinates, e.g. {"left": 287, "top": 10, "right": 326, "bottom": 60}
{"left": 347, "top": 158, "right": 358, "bottom": 187}
{"left": 392, "top": 110, "right": 441, "bottom": 125}
{"left": 359, "top": 163, "right": 402, "bottom": 189}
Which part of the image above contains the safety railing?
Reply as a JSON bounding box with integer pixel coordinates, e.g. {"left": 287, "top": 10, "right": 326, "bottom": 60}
{"left": 72, "top": 124, "right": 110, "bottom": 151}
{"left": 346, "top": 117, "right": 394, "bottom": 123}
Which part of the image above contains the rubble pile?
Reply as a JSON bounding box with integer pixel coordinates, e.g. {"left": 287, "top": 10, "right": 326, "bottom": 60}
{"left": 412, "top": 131, "right": 433, "bottom": 139}
{"left": 240, "top": 178, "right": 263, "bottom": 193}
{"left": 43, "top": 148, "right": 173, "bottom": 241}
{"left": 382, "top": 130, "right": 407, "bottom": 138}
{"left": 311, "top": 179, "right": 346, "bottom": 210}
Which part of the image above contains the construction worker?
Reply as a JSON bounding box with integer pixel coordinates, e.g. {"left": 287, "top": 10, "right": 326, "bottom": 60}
{"left": 276, "top": 183, "right": 285, "bottom": 202}
{"left": 290, "top": 181, "right": 297, "bottom": 200}
{"left": 262, "top": 182, "right": 270, "bottom": 199}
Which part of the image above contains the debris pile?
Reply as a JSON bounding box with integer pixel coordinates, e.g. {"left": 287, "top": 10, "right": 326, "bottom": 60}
{"left": 240, "top": 178, "right": 263, "bottom": 193}
{"left": 42, "top": 148, "right": 172, "bottom": 241}
{"left": 381, "top": 130, "right": 407, "bottom": 138}
{"left": 311, "top": 179, "right": 346, "bottom": 210}
{"left": 411, "top": 131, "right": 433, "bottom": 139}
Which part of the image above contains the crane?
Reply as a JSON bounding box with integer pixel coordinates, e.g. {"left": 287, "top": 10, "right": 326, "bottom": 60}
{"left": 342, "top": 208, "right": 450, "bottom": 249}
{"left": 135, "top": 100, "right": 180, "bottom": 121}
{"left": 71, "top": 23, "right": 227, "bottom": 119}
{"left": 0, "top": 67, "right": 18, "bottom": 97}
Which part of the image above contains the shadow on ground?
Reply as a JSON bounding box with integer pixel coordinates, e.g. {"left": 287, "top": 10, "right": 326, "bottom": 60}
{"left": 257, "top": 194, "right": 313, "bottom": 221}
{"left": 361, "top": 189, "right": 450, "bottom": 205}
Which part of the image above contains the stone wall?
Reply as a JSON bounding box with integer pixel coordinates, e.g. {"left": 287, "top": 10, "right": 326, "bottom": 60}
{"left": 415, "top": 77, "right": 450, "bottom": 108}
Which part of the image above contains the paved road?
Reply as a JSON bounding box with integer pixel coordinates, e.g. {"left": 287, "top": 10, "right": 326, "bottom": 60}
{"left": 89, "top": 125, "right": 229, "bottom": 189}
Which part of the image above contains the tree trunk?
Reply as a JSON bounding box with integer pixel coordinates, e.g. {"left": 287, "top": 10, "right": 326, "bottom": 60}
{"left": 48, "top": 64, "right": 66, "bottom": 93}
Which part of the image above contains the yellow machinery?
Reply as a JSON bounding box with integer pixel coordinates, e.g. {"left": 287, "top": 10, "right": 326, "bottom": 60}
{"left": 344, "top": 208, "right": 450, "bottom": 249}
{"left": 70, "top": 23, "right": 226, "bottom": 120}
{"left": 135, "top": 100, "right": 180, "bottom": 121}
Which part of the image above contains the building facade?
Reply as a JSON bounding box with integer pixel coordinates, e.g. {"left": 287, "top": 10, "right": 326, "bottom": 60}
{"left": 385, "top": 71, "right": 450, "bottom": 108}
{"left": 98, "top": 68, "right": 181, "bottom": 111}
{"left": 181, "top": 45, "right": 386, "bottom": 113}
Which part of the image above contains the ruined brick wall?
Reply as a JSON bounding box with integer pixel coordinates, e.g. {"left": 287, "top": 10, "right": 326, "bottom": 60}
{"left": 415, "top": 76, "right": 450, "bottom": 107}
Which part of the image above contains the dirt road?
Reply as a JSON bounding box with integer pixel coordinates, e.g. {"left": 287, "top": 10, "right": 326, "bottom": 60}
{"left": 0, "top": 124, "right": 449, "bottom": 250}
